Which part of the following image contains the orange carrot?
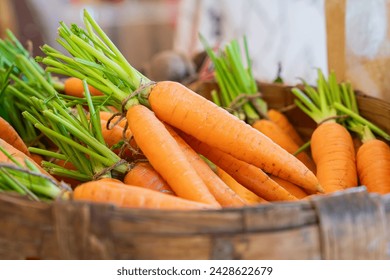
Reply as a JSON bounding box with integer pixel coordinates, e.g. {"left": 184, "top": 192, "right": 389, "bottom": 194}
{"left": 126, "top": 104, "right": 220, "bottom": 207}
{"left": 123, "top": 161, "right": 175, "bottom": 195}
{"left": 0, "top": 116, "right": 30, "bottom": 156}
{"left": 181, "top": 132, "right": 298, "bottom": 201}
{"left": 216, "top": 167, "right": 267, "bottom": 205}
{"left": 147, "top": 81, "right": 322, "bottom": 193}
{"left": 30, "top": 153, "right": 43, "bottom": 166}
{"left": 311, "top": 122, "right": 357, "bottom": 193}
{"left": 267, "top": 109, "right": 305, "bottom": 146}
{"left": 0, "top": 138, "right": 51, "bottom": 176}
{"left": 252, "top": 119, "right": 316, "bottom": 173}
{"left": 269, "top": 175, "right": 308, "bottom": 199}
{"left": 356, "top": 139, "right": 390, "bottom": 194}
{"left": 99, "top": 111, "right": 127, "bottom": 129}
{"left": 165, "top": 125, "right": 247, "bottom": 207}
{"left": 64, "top": 77, "right": 103, "bottom": 97}
{"left": 73, "top": 178, "right": 217, "bottom": 210}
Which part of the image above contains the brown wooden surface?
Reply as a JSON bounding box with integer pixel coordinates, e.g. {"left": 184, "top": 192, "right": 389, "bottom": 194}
{"left": 0, "top": 82, "right": 389, "bottom": 260}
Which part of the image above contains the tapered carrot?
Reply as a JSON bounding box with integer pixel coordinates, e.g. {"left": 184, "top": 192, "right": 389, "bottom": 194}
{"left": 148, "top": 81, "right": 321, "bottom": 193}
{"left": 311, "top": 122, "right": 357, "bottom": 193}
{"left": 73, "top": 178, "right": 217, "bottom": 210}
{"left": 126, "top": 104, "right": 220, "bottom": 207}
{"left": 356, "top": 139, "right": 390, "bottom": 194}
{"left": 165, "top": 125, "right": 247, "bottom": 207}
{"left": 64, "top": 77, "right": 103, "bottom": 97}
{"left": 267, "top": 109, "right": 305, "bottom": 146}
{"left": 269, "top": 175, "right": 308, "bottom": 199}
{"left": 216, "top": 167, "right": 267, "bottom": 204}
{"left": 0, "top": 116, "right": 30, "bottom": 156}
{"left": 252, "top": 119, "right": 316, "bottom": 173}
{"left": 123, "top": 161, "right": 175, "bottom": 195}
{"left": 181, "top": 132, "right": 298, "bottom": 201}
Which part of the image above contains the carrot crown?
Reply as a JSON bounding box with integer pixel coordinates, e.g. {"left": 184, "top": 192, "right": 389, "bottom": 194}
{"left": 291, "top": 70, "right": 339, "bottom": 125}
{"left": 292, "top": 69, "right": 390, "bottom": 141}
{"left": 200, "top": 35, "right": 267, "bottom": 124}
{"left": 39, "top": 9, "right": 150, "bottom": 111}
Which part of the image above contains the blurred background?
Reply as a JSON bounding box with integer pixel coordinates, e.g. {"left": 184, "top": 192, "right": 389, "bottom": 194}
{"left": 1, "top": 0, "right": 390, "bottom": 102}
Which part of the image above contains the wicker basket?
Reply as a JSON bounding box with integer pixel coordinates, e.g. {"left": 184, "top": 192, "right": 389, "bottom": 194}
{"left": 1, "top": 82, "right": 389, "bottom": 260}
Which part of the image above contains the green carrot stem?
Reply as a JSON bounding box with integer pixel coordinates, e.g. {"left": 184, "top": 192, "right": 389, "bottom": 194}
{"left": 333, "top": 102, "right": 390, "bottom": 140}
{"left": 28, "top": 147, "right": 67, "bottom": 161}
{"left": 293, "top": 140, "right": 311, "bottom": 156}
{"left": 41, "top": 161, "right": 92, "bottom": 181}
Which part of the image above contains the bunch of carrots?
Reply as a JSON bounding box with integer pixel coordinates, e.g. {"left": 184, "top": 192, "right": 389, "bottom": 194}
{"left": 0, "top": 10, "right": 388, "bottom": 212}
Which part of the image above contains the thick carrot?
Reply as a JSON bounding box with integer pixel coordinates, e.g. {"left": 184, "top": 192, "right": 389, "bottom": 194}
{"left": 147, "top": 81, "right": 322, "bottom": 193}
{"left": 126, "top": 104, "right": 220, "bottom": 207}
{"left": 267, "top": 109, "right": 305, "bottom": 146}
{"left": 165, "top": 125, "right": 247, "bottom": 207}
{"left": 252, "top": 119, "right": 316, "bottom": 173}
{"left": 356, "top": 139, "right": 390, "bottom": 194}
{"left": 311, "top": 122, "right": 357, "bottom": 193}
{"left": 73, "top": 178, "right": 217, "bottom": 210}
{"left": 270, "top": 175, "right": 308, "bottom": 199}
{"left": 64, "top": 77, "right": 103, "bottom": 97}
{"left": 0, "top": 116, "right": 30, "bottom": 156}
{"left": 216, "top": 167, "right": 267, "bottom": 205}
{"left": 181, "top": 132, "right": 298, "bottom": 201}
{"left": 123, "top": 161, "right": 175, "bottom": 195}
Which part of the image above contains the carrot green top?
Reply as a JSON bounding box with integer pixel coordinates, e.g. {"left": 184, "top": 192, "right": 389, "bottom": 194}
{"left": 292, "top": 69, "right": 390, "bottom": 141}
{"left": 40, "top": 9, "right": 151, "bottom": 111}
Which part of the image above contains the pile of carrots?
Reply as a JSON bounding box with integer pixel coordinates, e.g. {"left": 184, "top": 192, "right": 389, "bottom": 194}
{"left": 0, "top": 10, "right": 389, "bottom": 212}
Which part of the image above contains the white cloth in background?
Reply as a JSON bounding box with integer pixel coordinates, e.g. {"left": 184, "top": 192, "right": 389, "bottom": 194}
{"left": 174, "top": 0, "right": 328, "bottom": 86}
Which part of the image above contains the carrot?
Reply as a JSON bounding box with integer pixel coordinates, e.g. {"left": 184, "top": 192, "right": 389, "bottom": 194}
{"left": 0, "top": 138, "right": 52, "bottom": 176}
{"left": 148, "top": 81, "right": 321, "bottom": 193}
{"left": 252, "top": 119, "right": 316, "bottom": 173}
{"left": 331, "top": 85, "right": 390, "bottom": 194}
{"left": 181, "top": 132, "right": 298, "bottom": 201}
{"left": 0, "top": 116, "right": 30, "bottom": 156}
{"left": 165, "top": 125, "right": 247, "bottom": 207}
{"left": 356, "top": 139, "right": 390, "bottom": 194}
{"left": 64, "top": 77, "right": 103, "bottom": 97}
{"left": 311, "top": 122, "right": 357, "bottom": 193}
{"left": 292, "top": 71, "right": 358, "bottom": 194}
{"left": 267, "top": 109, "right": 305, "bottom": 146}
{"left": 73, "top": 178, "right": 217, "bottom": 210}
{"left": 216, "top": 167, "right": 267, "bottom": 204}
{"left": 126, "top": 104, "right": 221, "bottom": 207}
{"left": 123, "top": 161, "right": 175, "bottom": 195}
{"left": 269, "top": 175, "right": 308, "bottom": 199}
